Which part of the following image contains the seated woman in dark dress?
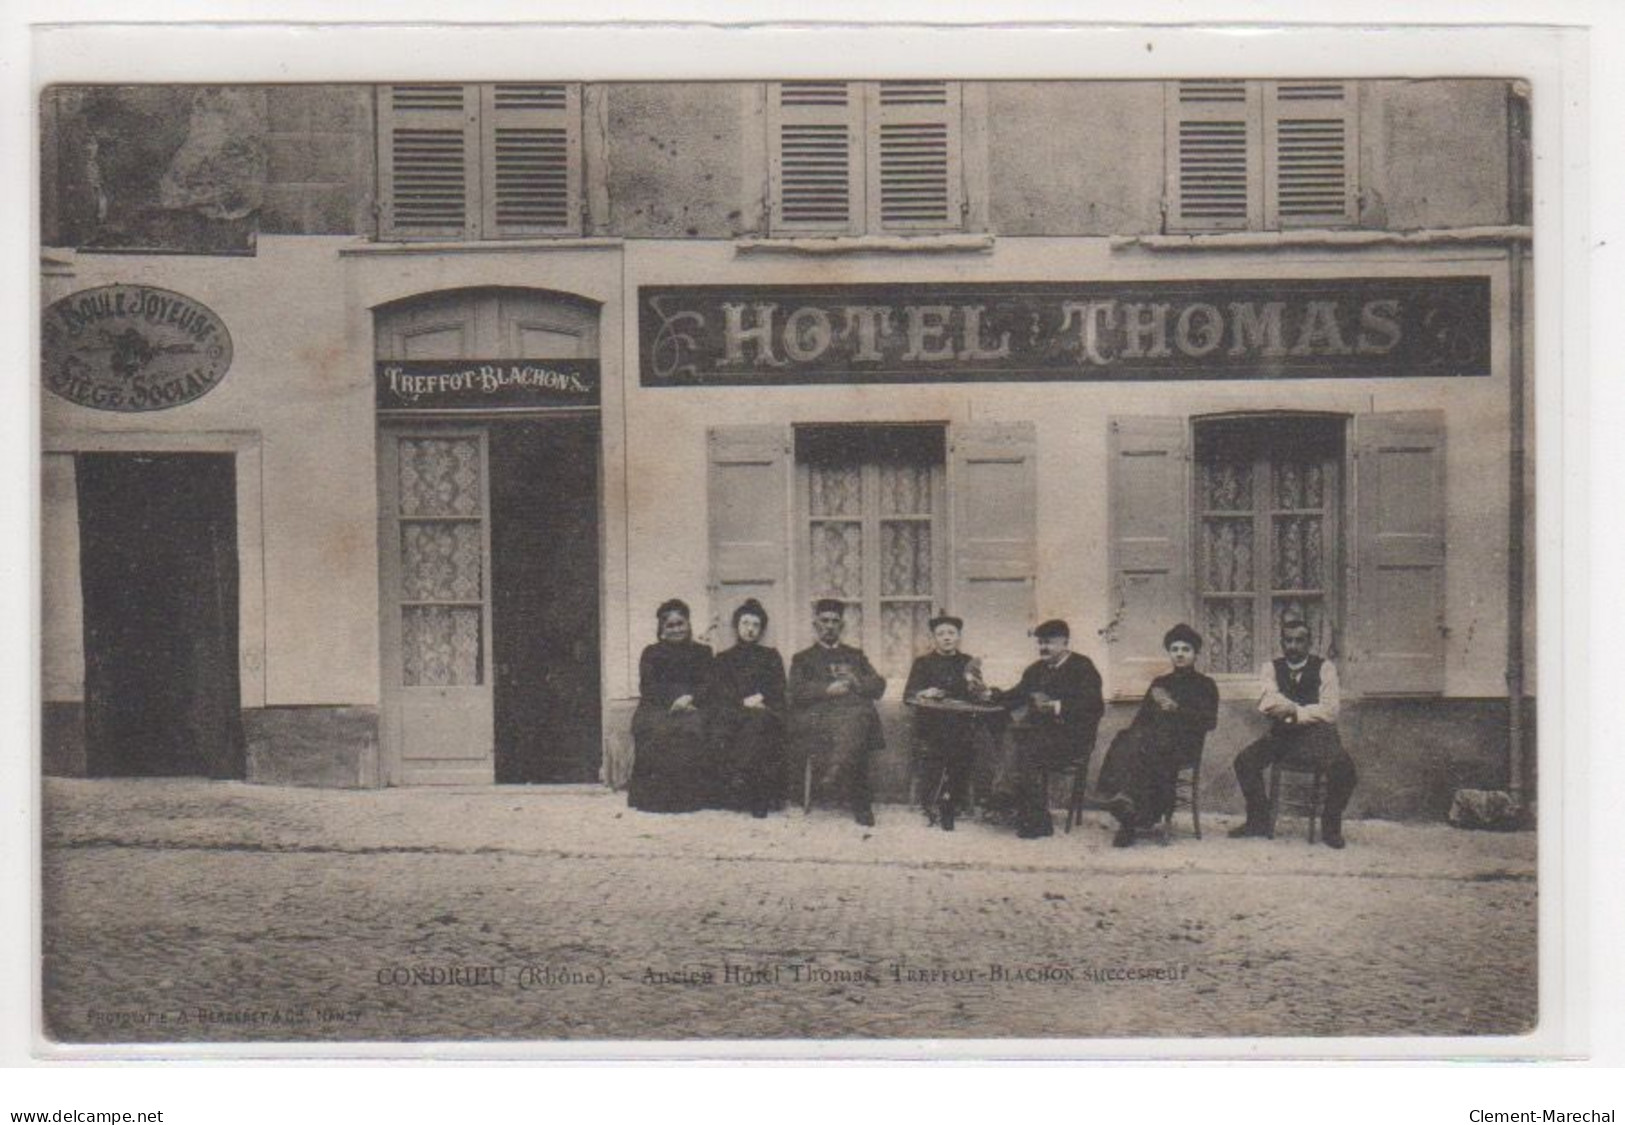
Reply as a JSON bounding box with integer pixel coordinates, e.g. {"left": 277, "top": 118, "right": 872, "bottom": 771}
{"left": 627, "top": 599, "right": 714, "bottom": 813}
{"left": 710, "top": 598, "right": 788, "bottom": 818}
{"left": 1095, "top": 622, "right": 1219, "bottom": 847}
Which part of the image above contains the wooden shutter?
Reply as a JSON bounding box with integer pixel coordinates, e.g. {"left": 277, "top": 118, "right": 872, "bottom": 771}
{"left": 1108, "top": 417, "right": 1191, "bottom": 699}
{"left": 379, "top": 84, "right": 480, "bottom": 240}
{"left": 867, "top": 81, "right": 963, "bottom": 232}
{"left": 480, "top": 83, "right": 581, "bottom": 237}
{"left": 1265, "top": 81, "right": 1357, "bottom": 229}
{"left": 1351, "top": 411, "right": 1446, "bottom": 695}
{"left": 950, "top": 422, "right": 1037, "bottom": 689}
{"left": 1166, "top": 80, "right": 1260, "bottom": 232}
{"left": 708, "top": 426, "right": 791, "bottom": 651}
{"left": 769, "top": 82, "right": 862, "bottom": 235}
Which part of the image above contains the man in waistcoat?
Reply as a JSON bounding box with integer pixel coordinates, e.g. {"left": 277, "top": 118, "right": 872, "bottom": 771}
{"left": 1228, "top": 618, "right": 1358, "bottom": 849}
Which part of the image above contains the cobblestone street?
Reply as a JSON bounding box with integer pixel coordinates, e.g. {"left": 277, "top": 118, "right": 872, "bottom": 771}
{"left": 39, "top": 779, "right": 1538, "bottom": 1045}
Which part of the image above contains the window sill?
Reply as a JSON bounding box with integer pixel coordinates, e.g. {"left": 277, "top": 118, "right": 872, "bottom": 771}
{"left": 1113, "top": 226, "right": 1532, "bottom": 252}
{"left": 734, "top": 233, "right": 995, "bottom": 256}
{"left": 339, "top": 237, "right": 625, "bottom": 257}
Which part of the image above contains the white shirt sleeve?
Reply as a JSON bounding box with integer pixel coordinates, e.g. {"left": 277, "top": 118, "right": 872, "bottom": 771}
{"left": 1296, "top": 660, "right": 1340, "bottom": 725}
{"left": 1258, "top": 663, "right": 1291, "bottom": 715}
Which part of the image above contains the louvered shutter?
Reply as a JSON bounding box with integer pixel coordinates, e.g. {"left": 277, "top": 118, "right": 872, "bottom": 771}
{"left": 480, "top": 83, "right": 581, "bottom": 237}
{"left": 1265, "top": 81, "right": 1357, "bottom": 229}
{"left": 1108, "top": 417, "right": 1192, "bottom": 700}
{"left": 1166, "top": 80, "right": 1260, "bottom": 232}
{"left": 950, "top": 422, "right": 1037, "bottom": 690}
{"left": 708, "top": 426, "right": 791, "bottom": 652}
{"left": 379, "top": 84, "right": 480, "bottom": 240}
{"left": 769, "top": 82, "right": 862, "bottom": 235}
{"left": 867, "top": 81, "right": 963, "bottom": 232}
{"left": 1351, "top": 411, "right": 1446, "bottom": 695}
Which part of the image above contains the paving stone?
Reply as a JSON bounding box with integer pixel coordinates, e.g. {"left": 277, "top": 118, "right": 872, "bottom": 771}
{"left": 40, "top": 779, "right": 1537, "bottom": 1045}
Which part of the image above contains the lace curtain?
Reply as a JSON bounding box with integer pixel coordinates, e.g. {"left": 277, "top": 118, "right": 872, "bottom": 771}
{"left": 808, "top": 457, "right": 936, "bottom": 676}
{"left": 397, "top": 437, "right": 484, "bottom": 686}
{"left": 1199, "top": 449, "right": 1333, "bottom": 674}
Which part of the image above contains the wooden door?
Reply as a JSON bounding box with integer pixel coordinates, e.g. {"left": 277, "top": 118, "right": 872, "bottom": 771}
{"left": 77, "top": 453, "right": 244, "bottom": 778}
{"left": 379, "top": 427, "right": 496, "bottom": 784}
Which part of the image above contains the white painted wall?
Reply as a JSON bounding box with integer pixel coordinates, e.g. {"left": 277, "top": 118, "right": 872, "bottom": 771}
{"left": 616, "top": 237, "right": 1515, "bottom": 701}
{"left": 42, "top": 238, "right": 377, "bottom": 706}
{"left": 38, "top": 232, "right": 1517, "bottom": 717}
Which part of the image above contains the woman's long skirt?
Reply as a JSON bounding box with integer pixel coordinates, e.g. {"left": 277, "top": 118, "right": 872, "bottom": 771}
{"left": 627, "top": 704, "right": 712, "bottom": 813}
{"left": 715, "top": 708, "right": 784, "bottom": 814}
{"left": 1095, "top": 722, "right": 1191, "bottom": 827}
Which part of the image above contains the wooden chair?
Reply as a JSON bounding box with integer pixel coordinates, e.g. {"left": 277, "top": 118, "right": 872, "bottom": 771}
{"left": 1165, "top": 753, "right": 1204, "bottom": 839}
{"left": 1268, "top": 758, "right": 1326, "bottom": 843}
{"left": 1062, "top": 758, "right": 1090, "bottom": 833}
{"left": 1061, "top": 728, "right": 1100, "bottom": 833}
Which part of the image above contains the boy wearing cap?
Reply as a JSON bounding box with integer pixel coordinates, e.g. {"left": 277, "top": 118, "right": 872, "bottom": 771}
{"left": 994, "top": 620, "right": 1104, "bottom": 839}
{"left": 1096, "top": 623, "right": 1220, "bottom": 847}
{"left": 904, "top": 614, "right": 990, "bottom": 831}
{"left": 788, "top": 598, "right": 888, "bottom": 827}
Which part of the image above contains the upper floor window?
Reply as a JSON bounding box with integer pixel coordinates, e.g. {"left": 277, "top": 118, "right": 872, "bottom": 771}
{"left": 377, "top": 83, "right": 582, "bottom": 240}
{"left": 768, "top": 81, "right": 967, "bottom": 237}
{"left": 1165, "top": 80, "right": 1358, "bottom": 232}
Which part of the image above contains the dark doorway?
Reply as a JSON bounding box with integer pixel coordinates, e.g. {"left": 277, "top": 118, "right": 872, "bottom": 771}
{"left": 490, "top": 419, "right": 602, "bottom": 783}
{"left": 76, "top": 453, "right": 244, "bottom": 778}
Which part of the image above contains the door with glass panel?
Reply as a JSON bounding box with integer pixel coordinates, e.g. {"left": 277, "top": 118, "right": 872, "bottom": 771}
{"left": 380, "top": 427, "right": 495, "bottom": 784}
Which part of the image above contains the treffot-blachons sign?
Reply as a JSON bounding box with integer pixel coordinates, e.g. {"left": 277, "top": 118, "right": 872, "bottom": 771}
{"left": 375, "top": 359, "right": 600, "bottom": 410}
{"left": 640, "top": 277, "right": 1490, "bottom": 386}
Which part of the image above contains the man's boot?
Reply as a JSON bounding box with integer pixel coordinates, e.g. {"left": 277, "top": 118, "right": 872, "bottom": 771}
{"left": 939, "top": 800, "right": 956, "bottom": 832}
{"left": 1103, "top": 792, "right": 1136, "bottom": 828}
{"left": 1228, "top": 799, "right": 1272, "bottom": 838}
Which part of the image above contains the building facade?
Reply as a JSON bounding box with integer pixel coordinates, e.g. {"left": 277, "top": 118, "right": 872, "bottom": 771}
{"left": 39, "top": 79, "right": 1535, "bottom": 818}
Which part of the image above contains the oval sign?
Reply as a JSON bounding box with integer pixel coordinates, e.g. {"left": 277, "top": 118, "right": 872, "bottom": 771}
{"left": 42, "top": 284, "right": 233, "bottom": 412}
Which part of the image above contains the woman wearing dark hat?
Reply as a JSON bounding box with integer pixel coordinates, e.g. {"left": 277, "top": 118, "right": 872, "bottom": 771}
{"left": 1095, "top": 622, "right": 1219, "bottom": 847}
{"left": 904, "top": 614, "right": 990, "bottom": 831}
{"left": 710, "top": 598, "right": 788, "bottom": 817}
{"left": 627, "top": 598, "right": 715, "bottom": 813}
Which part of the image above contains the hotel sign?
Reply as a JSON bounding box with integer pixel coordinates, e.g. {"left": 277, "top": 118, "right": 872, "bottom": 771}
{"left": 640, "top": 277, "right": 1490, "bottom": 386}
{"left": 43, "top": 285, "right": 233, "bottom": 411}
{"left": 376, "top": 360, "right": 600, "bottom": 410}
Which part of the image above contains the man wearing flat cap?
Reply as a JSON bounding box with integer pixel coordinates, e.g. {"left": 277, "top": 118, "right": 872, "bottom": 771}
{"left": 993, "top": 620, "right": 1104, "bottom": 838}
{"left": 788, "top": 599, "right": 887, "bottom": 827}
{"left": 1096, "top": 623, "right": 1219, "bottom": 847}
{"left": 904, "top": 613, "right": 990, "bottom": 831}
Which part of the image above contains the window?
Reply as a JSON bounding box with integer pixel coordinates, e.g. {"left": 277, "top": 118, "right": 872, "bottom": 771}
{"left": 768, "top": 81, "right": 966, "bottom": 236}
{"left": 1165, "top": 80, "right": 1358, "bottom": 232}
{"left": 707, "top": 421, "right": 1036, "bottom": 689}
{"left": 1107, "top": 412, "right": 1445, "bottom": 699}
{"left": 378, "top": 83, "right": 582, "bottom": 240}
{"left": 795, "top": 426, "right": 946, "bottom": 681}
{"left": 1194, "top": 416, "right": 1344, "bottom": 676}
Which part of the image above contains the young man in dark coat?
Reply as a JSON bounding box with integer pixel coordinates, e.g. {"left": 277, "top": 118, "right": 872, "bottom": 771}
{"left": 994, "top": 619, "right": 1104, "bottom": 839}
{"left": 1096, "top": 622, "right": 1219, "bottom": 847}
{"left": 788, "top": 599, "right": 887, "bottom": 827}
{"left": 904, "top": 614, "right": 990, "bottom": 831}
{"left": 1229, "top": 617, "right": 1358, "bottom": 849}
